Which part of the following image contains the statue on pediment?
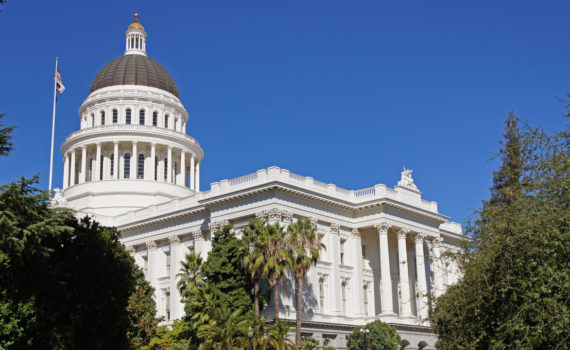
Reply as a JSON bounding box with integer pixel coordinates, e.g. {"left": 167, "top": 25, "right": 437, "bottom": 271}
{"left": 398, "top": 167, "right": 419, "bottom": 191}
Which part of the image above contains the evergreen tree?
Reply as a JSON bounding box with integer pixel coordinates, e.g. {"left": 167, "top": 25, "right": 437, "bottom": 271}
{"left": 0, "top": 114, "right": 14, "bottom": 157}
{"left": 199, "top": 224, "right": 254, "bottom": 317}
{"left": 430, "top": 111, "right": 570, "bottom": 349}
{"left": 127, "top": 269, "right": 159, "bottom": 349}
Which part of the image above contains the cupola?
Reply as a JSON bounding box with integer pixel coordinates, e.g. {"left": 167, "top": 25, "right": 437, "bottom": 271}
{"left": 125, "top": 13, "right": 147, "bottom": 56}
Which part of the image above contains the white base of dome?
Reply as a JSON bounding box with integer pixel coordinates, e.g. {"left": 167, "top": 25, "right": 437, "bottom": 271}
{"left": 62, "top": 180, "right": 196, "bottom": 219}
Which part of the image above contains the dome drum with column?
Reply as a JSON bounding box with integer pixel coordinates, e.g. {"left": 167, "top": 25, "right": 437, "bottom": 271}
{"left": 60, "top": 14, "right": 203, "bottom": 218}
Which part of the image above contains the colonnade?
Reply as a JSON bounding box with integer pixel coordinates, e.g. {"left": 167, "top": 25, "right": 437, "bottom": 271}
{"left": 371, "top": 222, "right": 443, "bottom": 319}
{"left": 62, "top": 141, "right": 200, "bottom": 191}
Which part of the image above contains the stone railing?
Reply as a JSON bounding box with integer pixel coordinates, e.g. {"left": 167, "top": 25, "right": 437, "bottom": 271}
{"left": 210, "top": 166, "right": 439, "bottom": 212}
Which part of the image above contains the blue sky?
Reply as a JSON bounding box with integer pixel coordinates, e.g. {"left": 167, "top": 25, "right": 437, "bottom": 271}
{"left": 0, "top": 1, "right": 568, "bottom": 226}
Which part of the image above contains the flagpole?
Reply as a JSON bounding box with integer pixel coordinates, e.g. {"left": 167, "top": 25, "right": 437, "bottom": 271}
{"left": 48, "top": 57, "right": 58, "bottom": 192}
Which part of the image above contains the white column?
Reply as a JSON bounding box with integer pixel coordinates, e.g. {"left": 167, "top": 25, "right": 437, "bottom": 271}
{"left": 167, "top": 146, "right": 173, "bottom": 183}
{"left": 70, "top": 150, "right": 76, "bottom": 185}
{"left": 397, "top": 228, "right": 413, "bottom": 317}
{"left": 180, "top": 151, "right": 186, "bottom": 187}
{"left": 190, "top": 154, "right": 195, "bottom": 190}
{"left": 413, "top": 233, "right": 428, "bottom": 320}
{"left": 195, "top": 161, "right": 200, "bottom": 191}
{"left": 63, "top": 153, "right": 70, "bottom": 189}
{"left": 352, "top": 228, "right": 365, "bottom": 316}
{"left": 131, "top": 142, "right": 137, "bottom": 179}
{"left": 169, "top": 236, "right": 186, "bottom": 320}
{"left": 150, "top": 143, "right": 156, "bottom": 181}
{"left": 113, "top": 142, "right": 119, "bottom": 180}
{"left": 146, "top": 240, "right": 159, "bottom": 293}
{"left": 375, "top": 222, "right": 394, "bottom": 315}
{"left": 80, "top": 146, "right": 87, "bottom": 184}
{"left": 329, "top": 224, "right": 341, "bottom": 315}
{"left": 431, "top": 237, "right": 444, "bottom": 298}
{"left": 95, "top": 143, "right": 101, "bottom": 181}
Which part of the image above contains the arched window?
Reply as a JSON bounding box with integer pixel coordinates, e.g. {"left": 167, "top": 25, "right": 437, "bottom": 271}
{"left": 110, "top": 154, "right": 114, "bottom": 177}
{"left": 112, "top": 109, "right": 118, "bottom": 123}
{"left": 164, "top": 114, "right": 169, "bottom": 129}
{"left": 164, "top": 158, "right": 168, "bottom": 180}
{"left": 139, "top": 110, "right": 145, "bottom": 125}
{"left": 100, "top": 155, "right": 104, "bottom": 180}
{"left": 152, "top": 112, "right": 158, "bottom": 126}
{"left": 126, "top": 109, "right": 131, "bottom": 124}
{"left": 124, "top": 153, "right": 131, "bottom": 178}
{"left": 100, "top": 111, "right": 105, "bottom": 125}
{"left": 137, "top": 154, "right": 145, "bottom": 179}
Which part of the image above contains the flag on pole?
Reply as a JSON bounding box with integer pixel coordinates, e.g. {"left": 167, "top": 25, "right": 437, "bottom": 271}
{"left": 55, "top": 68, "right": 65, "bottom": 94}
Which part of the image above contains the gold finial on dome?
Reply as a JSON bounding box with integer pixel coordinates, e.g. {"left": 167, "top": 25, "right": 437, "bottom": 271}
{"left": 128, "top": 12, "right": 145, "bottom": 31}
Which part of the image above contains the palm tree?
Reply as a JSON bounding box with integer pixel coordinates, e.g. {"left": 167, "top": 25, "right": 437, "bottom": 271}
{"left": 285, "top": 217, "right": 324, "bottom": 347}
{"left": 243, "top": 218, "right": 269, "bottom": 317}
{"left": 262, "top": 221, "right": 288, "bottom": 321}
{"left": 197, "top": 306, "right": 247, "bottom": 350}
{"left": 266, "top": 321, "right": 293, "bottom": 350}
{"left": 177, "top": 251, "right": 203, "bottom": 300}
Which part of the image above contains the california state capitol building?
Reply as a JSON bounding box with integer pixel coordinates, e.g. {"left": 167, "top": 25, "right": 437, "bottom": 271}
{"left": 52, "top": 14, "right": 465, "bottom": 350}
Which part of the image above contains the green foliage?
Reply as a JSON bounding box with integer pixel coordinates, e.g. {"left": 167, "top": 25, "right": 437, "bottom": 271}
{"left": 262, "top": 221, "right": 288, "bottom": 321}
{"left": 0, "top": 113, "right": 14, "bottom": 157}
{"left": 0, "top": 176, "right": 149, "bottom": 349}
{"left": 177, "top": 251, "right": 204, "bottom": 300}
{"left": 243, "top": 219, "right": 269, "bottom": 316}
{"left": 430, "top": 112, "right": 570, "bottom": 349}
{"left": 199, "top": 224, "right": 254, "bottom": 318}
{"left": 143, "top": 319, "right": 192, "bottom": 350}
{"left": 346, "top": 321, "right": 400, "bottom": 350}
{"left": 127, "top": 269, "right": 159, "bottom": 349}
{"left": 300, "top": 336, "right": 320, "bottom": 350}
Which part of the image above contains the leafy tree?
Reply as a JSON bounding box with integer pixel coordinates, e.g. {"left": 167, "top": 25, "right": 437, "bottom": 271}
{"left": 346, "top": 321, "right": 400, "bottom": 350}
{"left": 285, "top": 218, "right": 324, "bottom": 346}
{"left": 299, "top": 336, "right": 320, "bottom": 350}
{"left": 0, "top": 114, "right": 14, "bottom": 157}
{"left": 0, "top": 177, "right": 142, "bottom": 349}
{"left": 127, "top": 269, "right": 159, "bottom": 349}
{"left": 430, "top": 112, "right": 570, "bottom": 349}
{"left": 243, "top": 218, "right": 269, "bottom": 317}
{"left": 262, "top": 221, "right": 288, "bottom": 321}
{"left": 196, "top": 306, "right": 248, "bottom": 350}
{"left": 143, "top": 319, "right": 192, "bottom": 350}
{"left": 266, "top": 321, "right": 294, "bottom": 350}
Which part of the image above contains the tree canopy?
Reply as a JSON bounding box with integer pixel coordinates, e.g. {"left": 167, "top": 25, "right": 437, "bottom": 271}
{"left": 346, "top": 320, "right": 401, "bottom": 350}
{"left": 430, "top": 111, "right": 570, "bottom": 349}
{"left": 0, "top": 177, "right": 153, "bottom": 349}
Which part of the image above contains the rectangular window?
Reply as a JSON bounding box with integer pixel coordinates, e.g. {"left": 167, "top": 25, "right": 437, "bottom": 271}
{"left": 165, "top": 290, "right": 171, "bottom": 321}
{"left": 153, "top": 112, "right": 158, "bottom": 126}
{"left": 100, "top": 155, "right": 104, "bottom": 180}
{"left": 165, "top": 115, "right": 169, "bottom": 129}
{"left": 110, "top": 154, "right": 114, "bottom": 176}
{"left": 139, "top": 110, "right": 145, "bottom": 125}
{"left": 100, "top": 111, "right": 105, "bottom": 125}
{"left": 166, "top": 249, "right": 171, "bottom": 276}
{"left": 124, "top": 153, "right": 131, "bottom": 179}
{"left": 319, "top": 278, "right": 325, "bottom": 312}
{"left": 126, "top": 109, "right": 131, "bottom": 124}
{"left": 340, "top": 239, "right": 346, "bottom": 265}
{"left": 137, "top": 154, "right": 145, "bottom": 179}
{"left": 112, "top": 109, "right": 118, "bottom": 123}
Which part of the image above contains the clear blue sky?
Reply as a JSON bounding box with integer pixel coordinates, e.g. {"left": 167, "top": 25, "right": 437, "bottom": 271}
{"left": 0, "top": 1, "right": 568, "bottom": 226}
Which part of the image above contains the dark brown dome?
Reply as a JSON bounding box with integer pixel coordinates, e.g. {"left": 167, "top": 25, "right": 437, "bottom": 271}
{"left": 90, "top": 55, "right": 179, "bottom": 97}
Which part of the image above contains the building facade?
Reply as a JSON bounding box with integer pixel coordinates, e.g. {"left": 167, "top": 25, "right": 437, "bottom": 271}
{"left": 55, "top": 15, "right": 464, "bottom": 350}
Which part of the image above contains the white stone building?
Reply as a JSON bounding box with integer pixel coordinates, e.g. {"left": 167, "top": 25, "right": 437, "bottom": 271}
{"left": 55, "top": 15, "right": 464, "bottom": 350}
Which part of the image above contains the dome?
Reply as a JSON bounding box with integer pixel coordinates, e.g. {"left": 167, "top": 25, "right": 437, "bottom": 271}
{"left": 89, "top": 55, "right": 179, "bottom": 97}
{"left": 128, "top": 13, "right": 145, "bottom": 31}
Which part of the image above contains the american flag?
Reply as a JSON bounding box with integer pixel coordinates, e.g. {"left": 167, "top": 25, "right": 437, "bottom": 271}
{"left": 55, "top": 67, "right": 65, "bottom": 94}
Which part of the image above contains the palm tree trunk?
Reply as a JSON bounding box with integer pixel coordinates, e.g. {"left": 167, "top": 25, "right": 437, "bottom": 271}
{"left": 254, "top": 280, "right": 260, "bottom": 317}
{"left": 296, "top": 275, "right": 303, "bottom": 346}
{"left": 273, "top": 283, "right": 280, "bottom": 321}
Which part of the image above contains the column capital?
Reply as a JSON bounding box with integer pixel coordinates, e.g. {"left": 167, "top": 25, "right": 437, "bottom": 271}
{"left": 168, "top": 145, "right": 173, "bottom": 150}
{"left": 96, "top": 142, "right": 101, "bottom": 147}
{"left": 151, "top": 142, "right": 157, "bottom": 147}
{"left": 374, "top": 221, "right": 390, "bottom": 233}
{"left": 145, "top": 240, "right": 157, "bottom": 250}
{"left": 125, "top": 245, "right": 135, "bottom": 254}
{"left": 113, "top": 140, "right": 119, "bottom": 145}
{"left": 397, "top": 228, "right": 409, "bottom": 240}
{"left": 309, "top": 217, "right": 318, "bottom": 226}
{"left": 413, "top": 232, "right": 426, "bottom": 243}
{"left": 329, "top": 222, "right": 340, "bottom": 234}
{"left": 193, "top": 228, "right": 205, "bottom": 241}
{"left": 168, "top": 235, "right": 182, "bottom": 246}
{"left": 132, "top": 140, "right": 138, "bottom": 145}
{"left": 351, "top": 228, "right": 360, "bottom": 238}
{"left": 81, "top": 145, "right": 87, "bottom": 150}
